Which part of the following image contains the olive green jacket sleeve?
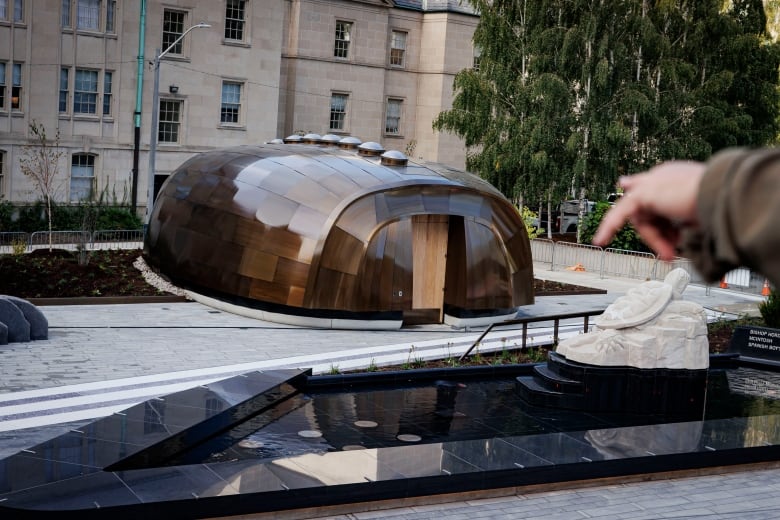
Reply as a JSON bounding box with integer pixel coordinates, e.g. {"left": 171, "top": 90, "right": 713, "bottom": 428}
{"left": 681, "top": 148, "right": 780, "bottom": 289}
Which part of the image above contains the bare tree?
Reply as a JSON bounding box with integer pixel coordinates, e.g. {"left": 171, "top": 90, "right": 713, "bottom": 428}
{"left": 19, "top": 120, "right": 64, "bottom": 251}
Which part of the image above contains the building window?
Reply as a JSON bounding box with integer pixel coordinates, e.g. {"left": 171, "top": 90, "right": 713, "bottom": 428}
{"left": 0, "top": 1, "right": 5, "bottom": 20}
{"left": 385, "top": 98, "right": 402, "bottom": 135}
{"left": 11, "top": 63, "right": 21, "bottom": 110}
{"left": 70, "top": 153, "right": 95, "bottom": 202}
{"left": 473, "top": 45, "right": 482, "bottom": 71}
{"left": 77, "top": 0, "right": 99, "bottom": 30}
{"left": 13, "top": 0, "right": 21, "bottom": 22}
{"left": 74, "top": 69, "right": 98, "bottom": 114}
{"left": 329, "top": 93, "right": 348, "bottom": 131}
{"left": 334, "top": 21, "right": 351, "bottom": 59}
{"left": 59, "top": 68, "right": 69, "bottom": 113}
{"left": 106, "top": 0, "right": 115, "bottom": 32}
{"left": 390, "top": 31, "right": 406, "bottom": 67}
{"left": 103, "top": 71, "right": 112, "bottom": 115}
{"left": 163, "top": 9, "right": 186, "bottom": 55}
{"left": 62, "top": 0, "right": 71, "bottom": 27}
{"left": 220, "top": 81, "right": 242, "bottom": 124}
{"left": 0, "top": 151, "right": 5, "bottom": 196}
{"left": 0, "top": 63, "right": 5, "bottom": 110}
{"left": 224, "top": 0, "right": 245, "bottom": 41}
{"left": 158, "top": 99, "right": 181, "bottom": 143}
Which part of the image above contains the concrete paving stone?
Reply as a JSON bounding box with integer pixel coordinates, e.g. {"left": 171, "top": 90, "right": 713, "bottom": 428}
{"left": 658, "top": 507, "right": 718, "bottom": 518}
{"left": 577, "top": 502, "right": 644, "bottom": 517}
{"left": 463, "top": 495, "right": 523, "bottom": 507}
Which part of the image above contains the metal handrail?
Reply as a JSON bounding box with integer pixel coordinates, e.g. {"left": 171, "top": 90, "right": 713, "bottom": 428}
{"left": 459, "top": 309, "right": 605, "bottom": 362}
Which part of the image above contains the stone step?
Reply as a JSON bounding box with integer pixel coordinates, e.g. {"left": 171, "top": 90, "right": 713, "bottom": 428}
{"left": 532, "top": 363, "right": 583, "bottom": 393}
{"left": 515, "top": 375, "right": 584, "bottom": 409}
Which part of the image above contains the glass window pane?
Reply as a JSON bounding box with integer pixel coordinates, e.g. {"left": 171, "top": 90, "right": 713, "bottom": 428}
{"left": 77, "top": 0, "right": 99, "bottom": 30}
{"left": 330, "top": 94, "right": 347, "bottom": 131}
{"left": 220, "top": 82, "right": 241, "bottom": 123}
{"left": 13, "top": 0, "right": 21, "bottom": 22}
{"left": 0, "top": 63, "right": 5, "bottom": 110}
{"left": 163, "top": 10, "right": 185, "bottom": 55}
{"left": 159, "top": 99, "right": 181, "bottom": 142}
{"left": 74, "top": 69, "right": 98, "bottom": 114}
{"left": 390, "top": 31, "right": 406, "bottom": 67}
{"left": 70, "top": 154, "right": 95, "bottom": 202}
{"left": 334, "top": 21, "right": 351, "bottom": 59}
{"left": 102, "top": 71, "right": 112, "bottom": 115}
{"left": 59, "top": 68, "right": 69, "bottom": 112}
{"left": 224, "top": 0, "right": 245, "bottom": 41}
{"left": 106, "top": 0, "right": 115, "bottom": 32}
{"left": 11, "top": 63, "right": 20, "bottom": 109}
{"left": 61, "top": 0, "right": 70, "bottom": 27}
{"left": 385, "top": 99, "right": 401, "bottom": 134}
{"left": 0, "top": 1, "right": 6, "bottom": 20}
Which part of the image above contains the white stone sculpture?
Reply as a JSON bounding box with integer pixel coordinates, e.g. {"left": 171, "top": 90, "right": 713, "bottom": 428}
{"left": 555, "top": 268, "right": 709, "bottom": 369}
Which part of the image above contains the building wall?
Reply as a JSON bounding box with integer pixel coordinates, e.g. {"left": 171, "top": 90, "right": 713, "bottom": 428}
{"left": 0, "top": 0, "right": 477, "bottom": 215}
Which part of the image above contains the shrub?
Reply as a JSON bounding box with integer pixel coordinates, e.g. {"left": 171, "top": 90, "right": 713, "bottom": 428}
{"left": 580, "top": 201, "right": 651, "bottom": 253}
{"left": 760, "top": 289, "right": 780, "bottom": 328}
{"left": 4, "top": 201, "right": 141, "bottom": 232}
{"left": 521, "top": 206, "right": 544, "bottom": 239}
{"left": 0, "top": 199, "right": 13, "bottom": 231}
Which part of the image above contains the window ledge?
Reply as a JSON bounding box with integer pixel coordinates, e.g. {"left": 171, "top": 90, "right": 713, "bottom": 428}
{"left": 74, "top": 29, "right": 114, "bottom": 38}
{"left": 384, "top": 134, "right": 404, "bottom": 139}
{"left": 222, "top": 39, "right": 251, "bottom": 48}
{"left": 73, "top": 115, "right": 101, "bottom": 122}
{"left": 218, "top": 124, "right": 246, "bottom": 131}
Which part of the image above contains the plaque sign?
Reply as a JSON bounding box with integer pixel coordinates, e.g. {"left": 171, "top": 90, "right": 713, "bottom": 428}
{"left": 729, "top": 325, "right": 780, "bottom": 362}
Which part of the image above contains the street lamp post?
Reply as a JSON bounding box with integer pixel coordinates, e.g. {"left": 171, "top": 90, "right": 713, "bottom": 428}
{"left": 145, "top": 22, "right": 210, "bottom": 226}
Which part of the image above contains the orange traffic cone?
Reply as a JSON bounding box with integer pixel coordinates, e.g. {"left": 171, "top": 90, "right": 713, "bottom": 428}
{"left": 762, "top": 279, "right": 771, "bottom": 296}
{"left": 719, "top": 277, "right": 728, "bottom": 289}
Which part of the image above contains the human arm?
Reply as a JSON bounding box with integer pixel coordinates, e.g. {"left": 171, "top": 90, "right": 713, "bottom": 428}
{"left": 593, "top": 148, "right": 780, "bottom": 288}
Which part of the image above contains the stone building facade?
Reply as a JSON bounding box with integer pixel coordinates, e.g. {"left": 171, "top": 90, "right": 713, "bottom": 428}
{"left": 0, "top": 0, "right": 478, "bottom": 215}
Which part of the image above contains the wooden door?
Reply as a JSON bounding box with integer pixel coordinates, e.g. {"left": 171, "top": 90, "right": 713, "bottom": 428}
{"left": 411, "top": 214, "right": 449, "bottom": 322}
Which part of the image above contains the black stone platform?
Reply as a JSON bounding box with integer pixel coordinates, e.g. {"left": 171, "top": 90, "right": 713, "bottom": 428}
{"left": 516, "top": 351, "right": 708, "bottom": 415}
{"left": 3, "top": 360, "right": 780, "bottom": 519}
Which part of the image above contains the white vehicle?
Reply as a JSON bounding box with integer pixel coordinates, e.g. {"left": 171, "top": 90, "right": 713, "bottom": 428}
{"left": 556, "top": 199, "right": 596, "bottom": 233}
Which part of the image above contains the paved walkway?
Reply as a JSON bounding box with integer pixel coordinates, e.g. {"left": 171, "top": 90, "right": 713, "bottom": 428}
{"left": 0, "top": 262, "right": 772, "bottom": 518}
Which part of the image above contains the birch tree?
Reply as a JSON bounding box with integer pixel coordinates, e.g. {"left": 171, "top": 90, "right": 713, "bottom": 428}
{"left": 19, "top": 121, "right": 65, "bottom": 251}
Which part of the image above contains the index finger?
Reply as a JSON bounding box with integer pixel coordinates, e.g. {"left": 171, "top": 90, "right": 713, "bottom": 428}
{"left": 592, "top": 197, "right": 637, "bottom": 246}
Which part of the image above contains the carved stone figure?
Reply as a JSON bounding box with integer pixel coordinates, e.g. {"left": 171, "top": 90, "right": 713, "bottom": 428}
{"left": 555, "top": 268, "right": 709, "bottom": 369}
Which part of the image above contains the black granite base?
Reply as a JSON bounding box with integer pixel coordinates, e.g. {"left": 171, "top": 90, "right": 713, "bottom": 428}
{"left": 516, "top": 351, "right": 708, "bottom": 415}
{"left": 2, "top": 358, "right": 780, "bottom": 519}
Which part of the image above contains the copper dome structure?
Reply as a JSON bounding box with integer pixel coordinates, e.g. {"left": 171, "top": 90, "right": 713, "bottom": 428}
{"left": 143, "top": 143, "right": 533, "bottom": 329}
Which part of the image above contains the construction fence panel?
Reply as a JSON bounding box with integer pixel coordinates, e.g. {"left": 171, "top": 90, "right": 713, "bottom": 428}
{"left": 530, "top": 239, "right": 554, "bottom": 266}
{"left": 602, "top": 248, "right": 656, "bottom": 280}
{"left": 29, "top": 231, "right": 92, "bottom": 251}
{"left": 0, "top": 232, "right": 30, "bottom": 254}
{"left": 91, "top": 229, "right": 144, "bottom": 250}
{"left": 551, "top": 242, "right": 603, "bottom": 272}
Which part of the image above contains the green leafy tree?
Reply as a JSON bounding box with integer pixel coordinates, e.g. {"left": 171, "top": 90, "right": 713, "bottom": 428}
{"left": 435, "top": 0, "right": 780, "bottom": 241}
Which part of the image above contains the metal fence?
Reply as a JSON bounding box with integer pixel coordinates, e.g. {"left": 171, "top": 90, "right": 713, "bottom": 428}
{"left": 532, "top": 238, "right": 769, "bottom": 296}
{"left": 0, "top": 230, "right": 144, "bottom": 254}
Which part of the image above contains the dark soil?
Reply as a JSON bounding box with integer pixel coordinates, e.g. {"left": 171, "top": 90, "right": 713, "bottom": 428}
{"left": 0, "top": 249, "right": 756, "bottom": 358}
{"left": 0, "top": 249, "right": 166, "bottom": 298}
{"left": 0, "top": 249, "right": 596, "bottom": 299}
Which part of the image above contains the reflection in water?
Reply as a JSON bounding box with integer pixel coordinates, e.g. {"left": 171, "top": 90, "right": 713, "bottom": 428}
{"left": 172, "top": 368, "right": 780, "bottom": 468}
{"left": 585, "top": 422, "right": 704, "bottom": 459}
